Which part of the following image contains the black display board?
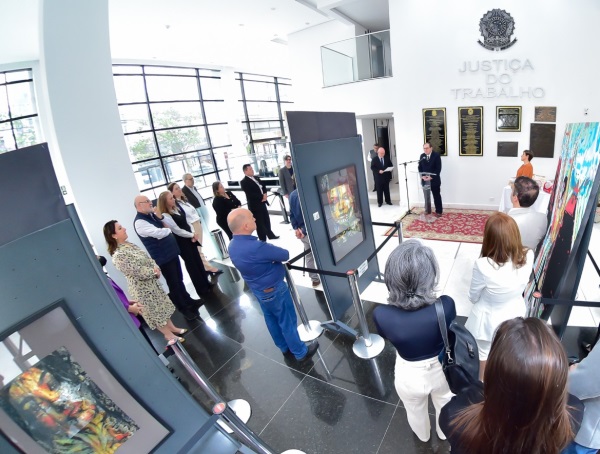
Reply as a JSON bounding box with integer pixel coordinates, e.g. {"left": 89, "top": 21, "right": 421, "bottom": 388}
{"left": 0, "top": 144, "right": 69, "bottom": 247}
{"left": 287, "top": 111, "right": 379, "bottom": 321}
{"left": 458, "top": 107, "right": 483, "bottom": 156}
{"left": 422, "top": 108, "right": 447, "bottom": 156}
{"left": 530, "top": 123, "right": 556, "bottom": 158}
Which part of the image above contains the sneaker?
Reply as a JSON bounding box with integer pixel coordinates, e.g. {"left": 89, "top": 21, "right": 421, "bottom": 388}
{"left": 297, "top": 341, "right": 319, "bottom": 362}
{"left": 312, "top": 279, "right": 321, "bottom": 287}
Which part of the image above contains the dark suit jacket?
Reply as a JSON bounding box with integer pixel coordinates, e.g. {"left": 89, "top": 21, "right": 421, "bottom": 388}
{"left": 182, "top": 185, "right": 203, "bottom": 208}
{"left": 240, "top": 175, "right": 269, "bottom": 210}
{"left": 370, "top": 156, "right": 393, "bottom": 183}
{"left": 417, "top": 151, "right": 442, "bottom": 185}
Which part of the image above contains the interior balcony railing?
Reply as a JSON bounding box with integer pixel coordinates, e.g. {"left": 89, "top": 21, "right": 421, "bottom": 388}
{"left": 321, "top": 30, "right": 392, "bottom": 87}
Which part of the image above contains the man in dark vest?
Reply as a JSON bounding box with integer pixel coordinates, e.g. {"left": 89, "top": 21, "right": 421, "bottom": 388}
{"left": 133, "top": 194, "right": 200, "bottom": 320}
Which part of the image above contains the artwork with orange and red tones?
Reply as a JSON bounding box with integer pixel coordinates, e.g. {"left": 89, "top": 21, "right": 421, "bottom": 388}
{"left": 0, "top": 347, "right": 138, "bottom": 453}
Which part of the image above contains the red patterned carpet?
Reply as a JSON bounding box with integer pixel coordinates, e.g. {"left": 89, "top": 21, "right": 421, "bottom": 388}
{"left": 384, "top": 208, "right": 495, "bottom": 243}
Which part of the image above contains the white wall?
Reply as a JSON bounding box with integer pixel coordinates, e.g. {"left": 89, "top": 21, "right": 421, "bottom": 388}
{"left": 288, "top": 0, "right": 600, "bottom": 209}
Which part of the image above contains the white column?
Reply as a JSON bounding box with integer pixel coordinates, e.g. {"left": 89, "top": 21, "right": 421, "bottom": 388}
{"left": 39, "top": 0, "right": 140, "bottom": 289}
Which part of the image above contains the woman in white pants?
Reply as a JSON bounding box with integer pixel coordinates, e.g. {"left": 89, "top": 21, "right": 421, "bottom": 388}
{"left": 373, "top": 240, "right": 455, "bottom": 442}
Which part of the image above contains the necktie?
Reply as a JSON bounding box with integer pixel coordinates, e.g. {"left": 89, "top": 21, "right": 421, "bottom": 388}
{"left": 427, "top": 155, "right": 430, "bottom": 161}
{"left": 380, "top": 158, "right": 384, "bottom": 167}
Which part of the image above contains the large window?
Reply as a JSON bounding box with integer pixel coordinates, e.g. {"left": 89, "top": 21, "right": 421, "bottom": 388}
{"left": 0, "top": 69, "right": 41, "bottom": 153}
{"left": 113, "top": 65, "right": 231, "bottom": 199}
{"left": 237, "top": 72, "right": 292, "bottom": 158}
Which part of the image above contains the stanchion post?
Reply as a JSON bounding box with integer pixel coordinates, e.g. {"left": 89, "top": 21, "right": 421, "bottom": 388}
{"left": 284, "top": 265, "right": 323, "bottom": 341}
{"left": 346, "top": 270, "right": 385, "bottom": 359}
{"left": 169, "top": 340, "right": 277, "bottom": 454}
{"left": 395, "top": 220, "right": 403, "bottom": 244}
{"left": 277, "top": 191, "right": 290, "bottom": 224}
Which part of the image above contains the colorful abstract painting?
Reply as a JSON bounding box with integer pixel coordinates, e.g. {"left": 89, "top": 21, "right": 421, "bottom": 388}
{"left": 317, "top": 164, "right": 365, "bottom": 264}
{"left": 0, "top": 347, "right": 138, "bottom": 453}
{"left": 525, "top": 122, "right": 600, "bottom": 308}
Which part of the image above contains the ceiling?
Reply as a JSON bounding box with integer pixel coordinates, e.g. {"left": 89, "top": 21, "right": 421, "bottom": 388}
{"left": 0, "top": 0, "right": 389, "bottom": 75}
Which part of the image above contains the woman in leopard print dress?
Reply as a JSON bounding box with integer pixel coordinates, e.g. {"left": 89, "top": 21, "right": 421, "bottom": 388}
{"left": 103, "top": 220, "right": 186, "bottom": 342}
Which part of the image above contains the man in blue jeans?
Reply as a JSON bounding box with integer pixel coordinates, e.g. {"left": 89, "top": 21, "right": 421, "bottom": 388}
{"left": 227, "top": 208, "right": 319, "bottom": 361}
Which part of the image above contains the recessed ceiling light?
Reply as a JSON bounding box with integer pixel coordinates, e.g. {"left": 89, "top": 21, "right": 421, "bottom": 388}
{"left": 305, "top": 22, "right": 310, "bottom": 25}
{"left": 271, "top": 7, "right": 276, "bottom": 10}
{"left": 239, "top": 23, "right": 244, "bottom": 27}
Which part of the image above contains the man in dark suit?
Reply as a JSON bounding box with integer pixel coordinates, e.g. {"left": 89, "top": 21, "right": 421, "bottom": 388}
{"left": 240, "top": 164, "right": 279, "bottom": 242}
{"left": 370, "top": 147, "right": 393, "bottom": 207}
{"left": 418, "top": 142, "right": 443, "bottom": 216}
{"left": 367, "top": 143, "right": 380, "bottom": 192}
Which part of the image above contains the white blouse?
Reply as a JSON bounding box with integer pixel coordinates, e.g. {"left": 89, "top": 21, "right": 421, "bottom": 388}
{"left": 177, "top": 199, "right": 201, "bottom": 224}
{"left": 161, "top": 211, "right": 194, "bottom": 239}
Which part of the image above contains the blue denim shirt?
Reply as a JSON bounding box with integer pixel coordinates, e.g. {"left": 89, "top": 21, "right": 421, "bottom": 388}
{"left": 229, "top": 234, "right": 289, "bottom": 293}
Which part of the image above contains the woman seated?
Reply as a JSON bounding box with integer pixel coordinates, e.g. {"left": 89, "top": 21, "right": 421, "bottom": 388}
{"left": 440, "top": 317, "right": 583, "bottom": 454}
{"left": 212, "top": 181, "right": 242, "bottom": 240}
{"left": 103, "top": 221, "right": 186, "bottom": 342}
{"left": 465, "top": 212, "right": 533, "bottom": 380}
{"left": 156, "top": 191, "right": 211, "bottom": 297}
{"left": 168, "top": 182, "right": 221, "bottom": 275}
{"left": 373, "top": 240, "right": 455, "bottom": 442}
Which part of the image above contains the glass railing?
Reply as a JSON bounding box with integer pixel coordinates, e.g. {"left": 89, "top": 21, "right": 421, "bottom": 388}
{"left": 321, "top": 30, "right": 392, "bottom": 87}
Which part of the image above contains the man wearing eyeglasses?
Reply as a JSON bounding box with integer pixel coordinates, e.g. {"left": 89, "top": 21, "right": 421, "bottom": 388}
{"left": 418, "top": 142, "right": 443, "bottom": 217}
{"left": 278, "top": 155, "right": 296, "bottom": 199}
{"left": 133, "top": 195, "right": 200, "bottom": 320}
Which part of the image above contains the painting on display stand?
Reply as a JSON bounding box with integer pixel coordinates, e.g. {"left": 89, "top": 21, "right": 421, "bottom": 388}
{"left": 0, "top": 302, "right": 170, "bottom": 453}
{"left": 458, "top": 106, "right": 483, "bottom": 156}
{"left": 524, "top": 122, "right": 600, "bottom": 308}
{"left": 422, "top": 108, "right": 447, "bottom": 156}
{"left": 316, "top": 164, "right": 365, "bottom": 264}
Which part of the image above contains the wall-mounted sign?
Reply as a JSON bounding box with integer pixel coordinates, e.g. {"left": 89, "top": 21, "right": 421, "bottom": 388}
{"left": 459, "top": 107, "right": 483, "bottom": 156}
{"left": 498, "top": 141, "right": 519, "bottom": 157}
{"left": 422, "top": 108, "right": 447, "bottom": 156}
{"left": 478, "top": 9, "right": 517, "bottom": 51}
{"left": 535, "top": 106, "right": 557, "bottom": 122}
{"left": 496, "top": 106, "right": 522, "bottom": 132}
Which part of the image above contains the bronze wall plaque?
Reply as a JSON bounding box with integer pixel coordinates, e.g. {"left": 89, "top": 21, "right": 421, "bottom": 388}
{"left": 422, "top": 108, "right": 447, "bottom": 156}
{"left": 458, "top": 106, "right": 483, "bottom": 156}
{"left": 496, "top": 106, "right": 521, "bottom": 132}
{"left": 535, "top": 106, "right": 557, "bottom": 122}
{"left": 497, "top": 141, "right": 519, "bottom": 157}
{"left": 530, "top": 123, "right": 556, "bottom": 158}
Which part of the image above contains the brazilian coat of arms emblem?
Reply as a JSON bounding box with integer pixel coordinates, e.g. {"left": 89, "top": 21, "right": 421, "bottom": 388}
{"left": 478, "top": 9, "right": 517, "bottom": 51}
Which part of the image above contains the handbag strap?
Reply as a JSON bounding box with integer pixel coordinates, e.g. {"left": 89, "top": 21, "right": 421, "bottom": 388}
{"left": 435, "top": 299, "right": 453, "bottom": 363}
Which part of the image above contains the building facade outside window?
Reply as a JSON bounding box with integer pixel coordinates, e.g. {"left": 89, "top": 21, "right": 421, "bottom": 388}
{"left": 0, "top": 69, "right": 42, "bottom": 154}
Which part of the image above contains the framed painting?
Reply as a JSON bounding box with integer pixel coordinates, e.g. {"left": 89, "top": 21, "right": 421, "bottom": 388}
{"left": 0, "top": 302, "right": 170, "bottom": 453}
{"left": 316, "top": 164, "right": 365, "bottom": 264}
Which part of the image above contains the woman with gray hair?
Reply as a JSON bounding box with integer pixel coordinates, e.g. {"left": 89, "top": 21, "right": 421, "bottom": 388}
{"left": 373, "top": 240, "right": 456, "bottom": 443}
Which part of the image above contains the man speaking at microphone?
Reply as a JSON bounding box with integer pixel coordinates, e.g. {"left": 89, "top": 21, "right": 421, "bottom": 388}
{"left": 418, "top": 142, "right": 443, "bottom": 217}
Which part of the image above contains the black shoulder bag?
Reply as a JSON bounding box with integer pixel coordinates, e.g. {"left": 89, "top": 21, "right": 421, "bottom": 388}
{"left": 434, "top": 300, "right": 480, "bottom": 394}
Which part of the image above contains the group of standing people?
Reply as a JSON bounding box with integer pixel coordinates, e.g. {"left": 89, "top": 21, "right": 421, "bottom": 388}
{"left": 373, "top": 206, "right": 599, "bottom": 452}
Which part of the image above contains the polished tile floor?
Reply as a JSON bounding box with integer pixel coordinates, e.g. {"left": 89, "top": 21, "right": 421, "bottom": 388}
{"left": 151, "top": 197, "right": 600, "bottom": 454}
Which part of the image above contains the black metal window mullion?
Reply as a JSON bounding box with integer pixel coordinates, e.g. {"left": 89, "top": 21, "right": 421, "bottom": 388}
{"left": 140, "top": 65, "right": 169, "bottom": 186}
{"left": 196, "top": 69, "right": 221, "bottom": 183}
{"left": 274, "top": 77, "right": 284, "bottom": 138}
{"left": 238, "top": 73, "right": 255, "bottom": 154}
